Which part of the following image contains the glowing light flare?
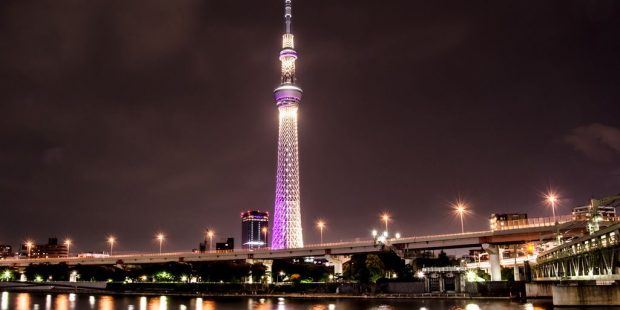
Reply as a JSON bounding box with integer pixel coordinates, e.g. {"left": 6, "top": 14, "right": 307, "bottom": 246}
{"left": 543, "top": 190, "right": 560, "bottom": 222}
{"left": 25, "top": 241, "right": 34, "bottom": 258}
{"left": 107, "top": 236, "right": 116, "bottom": 256}
{"left": 64, "top": 239, "right": 72, "bottom": 258}
{"left": 156, "top": 233, "right": 165, "bottom": 254}
{"left": 381, "top": 213, "right": 390, "bottom": 233}
{"left": 316, "top": 220, "right": 326, "bottom": 244}
{"left": 451, "top": 200, "right": 471, "bottom": 234}
{"left": 206, "top": 230, "right": 214, "bottom": 251}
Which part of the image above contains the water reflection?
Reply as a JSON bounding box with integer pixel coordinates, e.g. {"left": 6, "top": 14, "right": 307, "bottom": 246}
{"left": 16, "top": 293, "right": 31, "bottom": 310}
{"left": 248, "top": 298, "right": 272, "bottom": 310}
{"left": 0, "top": 292, "right": 8, "bottom": 310}
{"left": 56, "top": 294, "right": 70, "bottom": 310}
{"left": 99, "top": 295, "right": 114, "bottom": 310}
{"left": 0, "top": 292, "right": 559, "bottom": 310}
{"left": 523, "top": 303, "right": 545, "bottom": 310}
{"left": 140, "top": 296, "right": 147, "bottom": 310}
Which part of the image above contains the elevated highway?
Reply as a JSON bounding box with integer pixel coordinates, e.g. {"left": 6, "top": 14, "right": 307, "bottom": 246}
{"left": 0, "top": 218, "right": 589, "bottom": 269}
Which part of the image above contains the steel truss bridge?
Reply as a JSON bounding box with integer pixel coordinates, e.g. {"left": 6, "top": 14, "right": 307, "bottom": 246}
{"left": 533, "top": 222, "right": 620, "bottom": 281}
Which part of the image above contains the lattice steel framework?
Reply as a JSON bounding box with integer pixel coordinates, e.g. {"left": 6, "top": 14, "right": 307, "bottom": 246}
{"left": 533, "top": 223, "right": 620, "bottom": 280}
{"left": 271, "top": 0, "right": 304, "bottom": 249}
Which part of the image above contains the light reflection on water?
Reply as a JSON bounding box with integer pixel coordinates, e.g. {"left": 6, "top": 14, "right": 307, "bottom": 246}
{"left": 0, "top": 292, "right": 557, "bottom": 310}
{"left": 16, "top": 293, "right": 30, "bottom": 310}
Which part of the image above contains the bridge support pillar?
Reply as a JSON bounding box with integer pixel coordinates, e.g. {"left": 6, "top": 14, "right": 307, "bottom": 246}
{"left": 246, "top": 259, "right": 254, "bottom": 284}
{"left": 262, "top": 259, "right": 273, "bottom": 284}
{"left": 325, "top": 255, "right": 351, "bottom": 277}
{"left": 484, "top": 244, "right": 502, "bottom": 281}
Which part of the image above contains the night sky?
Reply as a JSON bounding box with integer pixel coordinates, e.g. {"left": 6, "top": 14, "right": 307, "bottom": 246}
{"left": 0, "top": 1, "right": 619, "bottom": 253}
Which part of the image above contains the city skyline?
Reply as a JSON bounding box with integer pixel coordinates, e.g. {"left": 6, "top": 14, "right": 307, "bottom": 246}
{"left": 0, "top": 1, "right": 619, "bottom": 252}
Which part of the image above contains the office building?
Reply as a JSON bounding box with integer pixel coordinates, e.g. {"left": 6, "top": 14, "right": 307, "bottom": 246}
{"left": 241, "top": 210, "right": 269, "bottom": 249}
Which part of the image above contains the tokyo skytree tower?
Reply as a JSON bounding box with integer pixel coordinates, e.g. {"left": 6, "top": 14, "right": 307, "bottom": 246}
{"left": 271, "top": 0, "right": 304, "bottom": 249}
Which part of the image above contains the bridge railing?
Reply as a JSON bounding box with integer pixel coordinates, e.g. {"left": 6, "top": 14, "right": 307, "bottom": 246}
{"left": 536, "top": 223, "right": 620, "bottom": 264}
{"left": 492, "top": 215, "right": 575, "bottom": 231}
{"left": 493, "top": 215, "right": 620, "bottom": 232}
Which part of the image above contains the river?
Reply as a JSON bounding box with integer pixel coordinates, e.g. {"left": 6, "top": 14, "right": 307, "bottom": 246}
{"left": 0, "top": 292, "right": 596, "bottom": 310}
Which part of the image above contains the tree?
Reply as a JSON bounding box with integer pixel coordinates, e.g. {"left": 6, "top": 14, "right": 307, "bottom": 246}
{"left": 250, "top": 263, "right": 267, "bottom": 283}
{"left": 501, "top": 267, "right": 514, "bottom": 281}
{"left": 24, "top": 263, "right": 70, "bottom": 281}
{"left": 365, "top": 254, "right": 385, "bottom": 283}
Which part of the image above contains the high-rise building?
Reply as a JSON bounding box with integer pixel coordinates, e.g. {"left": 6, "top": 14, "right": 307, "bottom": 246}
{"left": 272, "top": 0, "right": 304, "bottom": 249}
{"left": 215, "top": 238, "right": 234, "bottom": 253}
{"left": 572, "top": 205, "right": 616, "bottom": 220}
{"left": 489, "top": 213, "right": 528, "bottom": 230}
{"left": 241, "top": 210, "right": 269, "bottom": 249}
{"left": 0, "top": 245, "right": 12, "bottom": 259}
{"left": 20, "top": 238, "right": 67, "bottom": 258}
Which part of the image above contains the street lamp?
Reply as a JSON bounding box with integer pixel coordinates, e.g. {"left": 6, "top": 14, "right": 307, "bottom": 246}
{"left": 262, "top": 227, "right": 268, "bottom": 248}
{"left": 207, "top": 230, "right": 214, "bottom": 251}
{"left": 453, "top": 202, "right": 468, "bottom": 234}
{"left": 64, "top": 239, "right": 72, "bottom": 258}
{"left": 25, "top": 241, "right": 33, "bottom": 258}
{"left": 156, "top": 233, "right": 165, "bottom": 254}
{"left": 381, "top": 213, "right": 390, "bottom": 234}
{"left": 371, "top": 229, "right": 378, "bottom": 238}
{"left": 317, "top": 220, "right": 325, "bottom": 244}
{"left": 108, "top": 237, "right": 115, "bottom": 256}
{"left": 545, "top": 192, "right": 559, "bottom": 223}
{"left": 395, "top": 233, "right": 401, "bottom": 239}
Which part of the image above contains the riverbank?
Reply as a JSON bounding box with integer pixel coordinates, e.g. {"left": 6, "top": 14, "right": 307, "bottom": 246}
{"left": 0, "top": 282, "right": 519, "bottom": 300}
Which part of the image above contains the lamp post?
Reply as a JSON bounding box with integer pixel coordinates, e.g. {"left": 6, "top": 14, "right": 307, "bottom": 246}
{"left": 262, "top": 227, "right": 268, "bottom": 248}
{"left": 64, "top": 239, "right": 72, "bottom": 258}
{"left": 545, "top": 192, "right": 558, "bottom": 223}
{"left": 108, "top": 237, "right": 115, "bottom": 256}
{"left": 25, "top": 241, "right": 33, "bottom": 258}
{"left": 157, "top": 233, "right": 165, "bottom": 254}
{"left": 317, "top": 221, "right": 325, "bottom": 244}
{"left": 454, "top": 202, "right": 468, "bottom": 234}
{"left": 381, "top": 214, "right": 390, "bottom": 235}
{"left": 207, "top": 230, "right": 214, "bottom": 251}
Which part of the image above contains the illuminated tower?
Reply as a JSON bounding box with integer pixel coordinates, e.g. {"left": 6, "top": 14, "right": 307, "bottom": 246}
{"left": 271, "top": 0, "right": 304, "bottom": 249}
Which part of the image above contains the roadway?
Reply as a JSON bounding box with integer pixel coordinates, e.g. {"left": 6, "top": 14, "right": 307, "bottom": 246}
{"left": 0, "top": 220, "right": 587, "bottom": 268}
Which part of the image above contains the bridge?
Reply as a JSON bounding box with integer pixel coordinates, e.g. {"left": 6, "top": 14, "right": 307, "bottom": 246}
{"left": 533, "top": 222, "right": 620, "bottom": 281}
{"left": 0, "top": 216, "right": 596, "bottom": 281}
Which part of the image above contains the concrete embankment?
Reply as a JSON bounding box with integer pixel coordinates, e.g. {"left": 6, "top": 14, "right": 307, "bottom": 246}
{"left": 526, "top": 281, "right": 620, "bottom": 306}
{"left": 553, "top": 284, "right": 620, "bottom": 306}
{"left": 0, "top": 281, "right": 108, "bottom": 293}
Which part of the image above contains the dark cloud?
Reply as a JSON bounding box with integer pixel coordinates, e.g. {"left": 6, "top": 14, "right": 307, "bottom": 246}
{"left": 564, "top": 123, "right": 620, "bottom": 162}
{"left": 0, "top": 0, "right": 619, "bottom": 252}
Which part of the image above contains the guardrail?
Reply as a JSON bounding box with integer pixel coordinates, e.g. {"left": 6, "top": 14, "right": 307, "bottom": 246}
{"left": 492, "top": 215, "right": 619, "bottom": 231}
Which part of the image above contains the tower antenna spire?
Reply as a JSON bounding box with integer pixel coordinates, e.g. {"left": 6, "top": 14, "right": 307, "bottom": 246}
{"left": 285, "top": 0, "right": 292, "bottom": 34}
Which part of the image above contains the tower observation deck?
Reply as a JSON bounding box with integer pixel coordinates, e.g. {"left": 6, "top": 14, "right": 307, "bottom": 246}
{"left": 271, "top": 0, "right": 304, "bottom": 249}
